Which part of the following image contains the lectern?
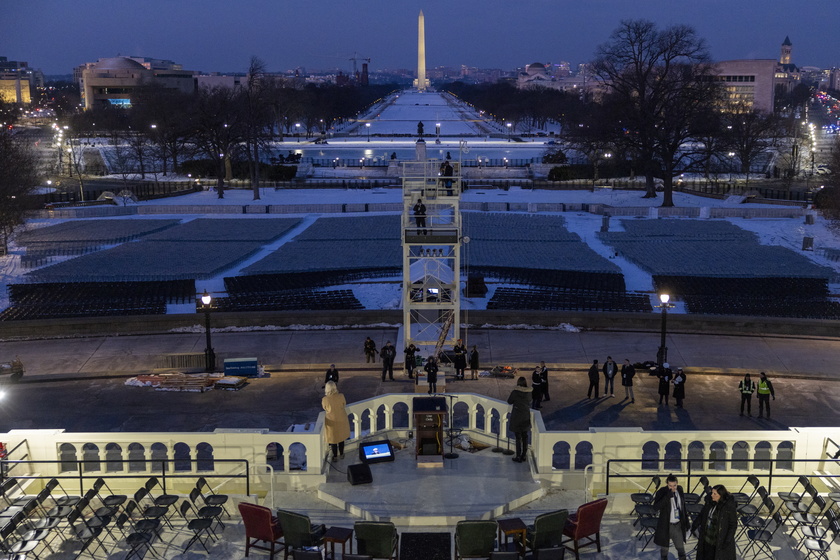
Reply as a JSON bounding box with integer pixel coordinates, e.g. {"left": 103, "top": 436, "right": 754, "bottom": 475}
{"left": 412, "top": 397, "right": 446, "bottom": 465}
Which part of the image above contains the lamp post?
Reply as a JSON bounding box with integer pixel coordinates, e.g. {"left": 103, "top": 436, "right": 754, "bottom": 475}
{"left": 656, "top": 294, "right": 675, "bottom": 366}
{"left": 365, "top": 122, "right": 371, "bottom": 142}
{"left": 200, "top": 290, "right": 216, "bottom": 372}
{"left": 435, "top": 122, "right": 441, "bottom": 144}
{"left": 295, "top": 123, "right": 301, "bottom": 142}
{"left": 506, "top": 122, "right": 512, "bottom": 142}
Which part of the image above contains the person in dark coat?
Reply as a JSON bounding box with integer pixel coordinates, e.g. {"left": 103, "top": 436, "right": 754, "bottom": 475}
{"left": 621, "top": 359, "right": 636, "bottom": 403}
{"left": 404, "top": 344, "right": 418, "bottom": 378}
{"left": 691, "top": 485, "right": 738, "bottom": 560}
{"left": 453, "top": 339, "right": 467, "bottom": 380}
{"left": 587, "top": 360, "right": 599, "bottom": 399}
{"left": 413, "top": 198, "right": 427, "bottom": 235}
{"left": 324, "top": 364, "right": 339, "bottom": 387}
{"left": 603, "top": 356, "right": 618, "bottom": 397}
{"left": 658, "top": 363, "right": 672, "bottom": 406}
{"left": 363, "top": 337, "right": 377, "bottom": 363}
{"left": 756, "top": 371, "right": 775, "bottom": 418}
{"left": 738, "top": 374, "right": 755, "bottom": 416}
{"left": 468, "top": 345, "right": 480, "bottom": 380}
{"left": 424, "top": 356, "right": 438, "bottom": 394}
{"left": 380, "top": 341, "right": 396, "bottom": 381}
{"left": 653, "top": 475, "right": 689, "bottom": 560}
{"left": 538, "top": 361, "right": 550, "bottom": 401}
{"left": 506, "top": 377, "right": 532, "bottom": 463}
{"left": 530, "top": 366, "right": 543, "bottom": 410}
{"left": 672, "top": 368, "right": 686, "bottom": 408}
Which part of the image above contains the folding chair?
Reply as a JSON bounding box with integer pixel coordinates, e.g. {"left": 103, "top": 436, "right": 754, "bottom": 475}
{"left": 176, "top": 500, "right": 217, "bottom": 553}
{"left": 144, "top": 477, "right": 179, "bottom": 508}
{"left": 133, "top": 487, "right": 174, "bottom": 530}
{"left": 792, "top": 495, "right": 827, "bottom": 535}
{"left": 742, "top": 511, "right": 784, "bottom": 560}
{"left": 777, "top": 475, "right": 809, "bottom": 503}
{"left": 63, "top": 507, "right": 109, "bottom": 559}
{"left": 630, "top": 476, "right": 661, "bottom": 511}
{"left": 124, "top": 499, "right": 162, "bottom": 535}
{"left": 736, "top": 489, "right": 775, "bottom": 543}
{"left": 110, "top": 512, "right": 158, "bottom": 560}
{"left": 195, "top": 477, "right": 230, "bottom": 518}
{"left": 783, "top": 483, "right": 818, "bottom": 524}
{"left": 731, "top": 475, "right": 761, "bottom": 506}
{"left": 795, "top": 503, "right": 835, "bottom": 550}
{"left": 683, "top": 476, "right": 710, "bottom": 505}
{"left": 0, "top": 513, "right": 40, "bottom": 558}
{"left": 93, "top": 477, "right": 128, "bottom": 511}
{"left": 800, "top": 516, "right": 840, "bottom": 560}
{"left": 189, "top": 486, "right": 224, "bottom": 531}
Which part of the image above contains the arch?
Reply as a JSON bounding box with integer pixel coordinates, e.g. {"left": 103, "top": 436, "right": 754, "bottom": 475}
{"left": 574, "top": 441, "right": 593, "bottom": 471}
{"left": 196, "top": 442, "right": 214, "bottom": 471}
{"left": 266, "top": 443, "right": 284, "bottom": 472}
{"left": 776, "top": 441, "right": 794, "bottom": 470}
{"left": 348, "top": 413, "right": 357, "bottom": 440}
{"left": 709, "top": 441, "right": 727, "bottom": 471}
{"left": 392, "top": 402, "right": 409, "bottom": 429}
{"left": 150, "top": 442, "right": 168, "bottom": 472}
{"left": 664, "top": 441, "right": 682, "bottom": 471}
{"left": 376, "top": 404, "right": 387, "bottom": 432}
{"left": 104, "top": 443, "right": 123, "bottom": 473}
{"left": 127, "top": 443, "right": 146, "bottom": 472}
{"left": 754, "top": 441, "right": 772, "bottom": 470}
{"left": 688, "top": 441, "right": 705, "bottom": 471}
{"left": 360, "top": 409, "right": 372, "bottom": 437}
{"left": 82, "top": 443, "right": 100, "bottom": 473}
{"left": 289, "top": 442, "right": 307, "bottom": 471}
{"left": 58, "top": 443, "right": 77, "bottom": 472}
{"left": 732, "top": 441, "right": 750, "bottom": 471}
{"left": 642, "top": 441, "right": 660, "bottom": 471}
{"left": 173, "top": 443, "right": 191, "bottom": 472}
{"left": 453, "top": 402, "right": 469, "bottom": 429}
{"left": 474, "top": 404, "right": 486, "bottom": 431}
{"left": 552, "top": 441, "right": 571, "bottom": 470}
{"left": 490, "top": 409, "right": 501, "bottom": 436}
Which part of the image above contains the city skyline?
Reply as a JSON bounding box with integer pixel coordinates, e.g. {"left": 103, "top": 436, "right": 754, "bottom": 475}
{"left": 5, "top": 0, "right": 840, "bottom": 76}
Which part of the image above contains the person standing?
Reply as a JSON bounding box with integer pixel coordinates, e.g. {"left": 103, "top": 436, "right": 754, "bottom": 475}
{"left": 538, "top": 361, "right": 550, "bottom": 402}
{"left": 691, "top": 485, "right": 737, "bottom": 560}
{"left": 530, "top": 366, "right": 543, "bottom": 410}
{"left": 453, "top": 339, "right": 467, "bottom": 380}
{"left": 507, "top": 377, "right": 532, "bottom": 463}
{"left": 424, "top": 356, "right": 438, "bottom": 394}
{"left": 404, "top": 344, "right": 418, "bottom": 379}
{"left": 603, "top": 356, "right": 618, "bottom": 397}
{"left": 380, "top": 341, "right": 396, "bottom": 381}
{"left": 363, "top": 337, "right": 377, "bottom": 363}
{"left": 413, "top": 198, "right": 427, "bottom": 235}
{"left": 322, "top": 381, "right": 350, "bottom": 462}
{"left": 621, "top": 359, "right": 636, "bottom": 403}
{"left": 673, "top": 368, "right": 686, "bottom": 408}
{"left": 756, "top": 371, "right": 775, "bottom": 418}
{"left": 587, "top": 360, "right": 600, "bottom": 399}
{"left": 658, "top": 363, "right": 672, "bottom": 406}
{"left": 468, "top": 345, "right": 480, "bottom": 380}
{"left": 324, "top": 364, "right": 339, "bottom": 387}
{"left": 738, "top": 374, "right": 755, "bottom": 417}
{"left": 653, "top": 475, "right": 689, "bottom": 560}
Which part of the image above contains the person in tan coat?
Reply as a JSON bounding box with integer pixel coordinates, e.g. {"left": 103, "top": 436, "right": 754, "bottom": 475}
{"left": 322, "top": 381, "right": 351, "bottom": 461}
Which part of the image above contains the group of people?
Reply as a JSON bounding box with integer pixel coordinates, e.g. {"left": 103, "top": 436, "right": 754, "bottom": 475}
{"left": 587, "top": 357, "right": 639, "bottom": 402}
{"left": 364, "top": 337, "right": 480, "bottom": 385}
{"left": 738, "top": 372, "right": 776, "bottom": 418}
{"left": 529, "top": 362, "right": 550, "bottom": 409}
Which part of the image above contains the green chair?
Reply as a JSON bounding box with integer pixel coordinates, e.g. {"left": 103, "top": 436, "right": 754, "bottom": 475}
{"left": 354, "top": 521, "right": 399, "bottom": 560}
{"left": 525, "top": 509, "right": 568, "bottom": 554}
{"left": 275, "top": 509, "right": 326, "bottom": 560}
{"left": 455, "top": 519, "right": 498, "bottom": 559}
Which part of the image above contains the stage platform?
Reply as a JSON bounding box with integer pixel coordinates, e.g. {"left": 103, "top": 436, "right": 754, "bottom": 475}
{"left": 316, "top": 443, "right": 543, "bottom": 526}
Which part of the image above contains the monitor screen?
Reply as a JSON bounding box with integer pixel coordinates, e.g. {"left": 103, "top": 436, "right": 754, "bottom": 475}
{"left": 359, "top": 439, "right": 395, "bottom": 464}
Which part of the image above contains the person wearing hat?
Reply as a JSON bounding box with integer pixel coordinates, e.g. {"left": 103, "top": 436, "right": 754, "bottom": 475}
{"left": 672, "top": 368, "right": 686, "bottom": 408}
{"left": 756, "top": 372, "right": 775, "bottom": 418}
{"left": 738, "top": 374, "right": 755, "bottom": 416}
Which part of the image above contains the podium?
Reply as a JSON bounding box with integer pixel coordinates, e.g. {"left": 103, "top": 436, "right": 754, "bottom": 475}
{"left": 412, "top": 397, "right": 446, "bottom": 467}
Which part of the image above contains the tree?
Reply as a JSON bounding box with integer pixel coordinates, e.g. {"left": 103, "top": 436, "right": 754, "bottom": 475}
{"left": 722, "top": 106, "right": 781, "bottom": 188}
{"left": 593, "top": 19, "right": 721, "bottom": 205}
{"left": 243, "top": 57, "right": 275, "bottom": 200}
{"left": 191, "top": 86, "right": 246, "bottom": 198}
{"left": 0, "top": 131, "right": 41, "bottom": 254}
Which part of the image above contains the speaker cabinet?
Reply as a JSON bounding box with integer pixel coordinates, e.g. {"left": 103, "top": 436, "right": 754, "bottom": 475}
{"left": 347, "top": 463, "right": 373, "bottom": 485}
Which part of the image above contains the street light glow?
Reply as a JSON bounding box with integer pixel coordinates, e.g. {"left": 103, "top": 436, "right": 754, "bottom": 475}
{"left": 659, "top": 294, "right": 670, "bottom": 304}
{"left": 201, "top": 290, "right": 212, "bottom": 306}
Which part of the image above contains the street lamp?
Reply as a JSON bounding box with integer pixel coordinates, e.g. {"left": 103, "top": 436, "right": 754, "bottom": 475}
{"left": 506, "top": 122, "right": 512, "bottom": 142}
{"left": 656, "top": 294, "right": 675, "bottom": 366}
{"left": 365, "top": 122, "right": 371, "bottom": 142}
{"left": 295, "top": 123, "right": 301, "bottom": 141}
{"left": 200, "top": 290, "right": 216, "bottom": 372}
{"left": 435, "top": 122, "right": 441, "bottom": 144}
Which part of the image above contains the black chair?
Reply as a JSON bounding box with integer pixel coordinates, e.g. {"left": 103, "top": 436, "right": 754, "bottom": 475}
{"left": 188, "top": 487, "right": 225, "bottom": 531}
{"left": 145, "top": 477, "right": 179, "bottom": 508}
{"left": 176, "top": 500, "right": 217, "bottom": 553}
{"left": 111, "top": 512, "right": 157, "bottom": 560}
{"left": 797, "top": 508, "right": 838, "bottom": 551}
{"left": 195, "top": 476, "right": 230, "bottom": 518}
{"left": 93, "top": 477, "right": 127, "bottom": 511}
{"left": 630, "top": 476, "right": 661, "bottom": 512}
{"left": 731, "top": 475, "right": 761, "bottom": 506}
{"left": 132, "top": 488, "right": 173, "bottom": 530}
{"left": 683, "top": 476, "right": 710, "bottom": 505}
{"left": 124, "top": 499, "right": 162, "bottom": 535}
{"left": 800, "top": 515, "right": 840, "bottom": 560}
{"left": 742, "top": 511, "right": 784, "bottom": 560}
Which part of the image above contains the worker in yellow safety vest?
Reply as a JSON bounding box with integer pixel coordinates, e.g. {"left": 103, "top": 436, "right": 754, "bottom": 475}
{"left": 738, "top": 374, "right": 755, "bottom": 417}
{"left": 756, "top": 371, "right": 775, "bottom": 419}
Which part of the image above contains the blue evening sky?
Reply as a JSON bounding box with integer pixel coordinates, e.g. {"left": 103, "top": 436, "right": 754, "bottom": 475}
{"left": 5, "top": 0, "right": 839, "bottom": 76}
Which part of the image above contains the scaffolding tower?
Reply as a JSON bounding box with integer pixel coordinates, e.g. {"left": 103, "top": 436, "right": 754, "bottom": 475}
{"left": 401, "top": 160, "right": 462, "bottom": 359}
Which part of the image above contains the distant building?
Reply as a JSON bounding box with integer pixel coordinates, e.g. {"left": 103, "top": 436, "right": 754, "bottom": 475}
{"left": 78, "top": 56, "right": 196, "bottom": 110}
{"left": 0, "top": 56, "right": 43, "bottom": 104}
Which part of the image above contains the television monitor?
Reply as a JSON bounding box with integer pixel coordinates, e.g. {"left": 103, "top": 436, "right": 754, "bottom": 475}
{"left": 359, "top": 439, "right": 395, "bottom": 464}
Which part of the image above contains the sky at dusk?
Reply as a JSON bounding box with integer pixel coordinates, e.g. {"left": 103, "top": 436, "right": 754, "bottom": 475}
{"left": 5, "top": 0, "right": 840, "bottom": 76}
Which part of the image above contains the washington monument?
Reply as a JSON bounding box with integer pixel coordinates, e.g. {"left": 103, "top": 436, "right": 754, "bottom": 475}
{"left": 414, "top": 10, "right": 429, "bottom": 91}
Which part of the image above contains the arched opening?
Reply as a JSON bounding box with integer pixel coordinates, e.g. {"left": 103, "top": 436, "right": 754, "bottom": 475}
{"left": 776, "top": 441, "right": 794, "bottom": 470}
{"left": 664, "top": 441, "right": 682, "bottom": 471}
{"left": 575, "top": 442, "right": 593, "bottom": 471}
{"left": 196, "top": 442, "right": 214, "bottom": 472}
{"left": 754, "top": 441, "right": 772, "bottom": 470}
{"left": 475, "top": 404, "right": 486, "bottom": 431}
{"left": 150, "top": 443, "right": 168, "bottom": 472}
{"left": 490, "top": 409, "right": 501, "bottom": 436}
{"left": 360, "top": 409, "right": 372, "bottom": 438}
{"left": 688, "top": 441, "right": 705, "bottom": 471}
{"left": 266, "top": 443, "right": 284, "bottom": 472}
{"left": 642, "top": 441, "right": 660, "bottom": 470}
{"left": 709, "top": 441, "right": 727, "bottom": 471}
{"left": 289, "top": 442, "right": 307, "bottom": 471}
{"left": 552, "top": 441, "right": 571, "bottom": 470}
{"left": 127, "top": 443, "right": 146, "bottom": 472}
{"left": 732, "top": 441, "right": 750, "bottom": 471}
{"left": 82, "top": 443, "right": 100, "bottom": 473}
{"left": 58, "top": 443, "right": 77, "bottom": 473}
{"left": 393, "top": 402, "right": 409, "bottom": 429}
{"left": 376, "top": 404, "right": 387, "bottom": 432}
{"left": 104, "top": 443, "right": 123, "bottom": 473}
{"left": 173, "top": 443, "right": 191, "bottom": 472}
{"left": 453, "top": 402, "right": 469, "bottom": 429}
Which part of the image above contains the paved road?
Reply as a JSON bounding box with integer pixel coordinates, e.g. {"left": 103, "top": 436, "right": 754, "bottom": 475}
{"left": 1, "top": 328, "right": 838, "bottom": 433}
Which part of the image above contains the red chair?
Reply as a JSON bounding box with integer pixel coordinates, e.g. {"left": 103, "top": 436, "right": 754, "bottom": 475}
{"left": 239, "top": 502, "right": 285, "bottom": 559}
{"left": 561, "top": 498, "right": 608, "bottom": 560}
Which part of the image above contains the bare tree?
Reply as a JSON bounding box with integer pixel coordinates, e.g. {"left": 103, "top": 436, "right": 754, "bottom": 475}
{"left": 243, "top": 57, "right": 274, "bottom": 200}
{"left": 722, "top": 105, "right": 781, "bottom": 188}
{"left": 0, "top": 131, "right": 41, "bottom": 254}
{"left": 191, "top": 86, "right": 246, "bottom": 198}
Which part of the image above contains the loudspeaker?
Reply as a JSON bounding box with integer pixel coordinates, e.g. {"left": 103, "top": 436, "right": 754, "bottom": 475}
{"left": 347, "top": 463, "right": 373, "bottom": 485}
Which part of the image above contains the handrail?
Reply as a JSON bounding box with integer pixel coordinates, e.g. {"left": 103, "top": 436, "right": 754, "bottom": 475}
{"left": 251, "top": 463, "right": 276, "bottom": 509}
{"left": 825, "top": 438, "right": 840, "bottom": 460}
{"left": 583, "top": 463, "right": 595, "bottom": 502}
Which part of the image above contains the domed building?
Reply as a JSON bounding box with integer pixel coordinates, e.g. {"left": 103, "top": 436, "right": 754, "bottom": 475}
{"left": 80, "top": 56, "right": 196, "bottom": 110}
